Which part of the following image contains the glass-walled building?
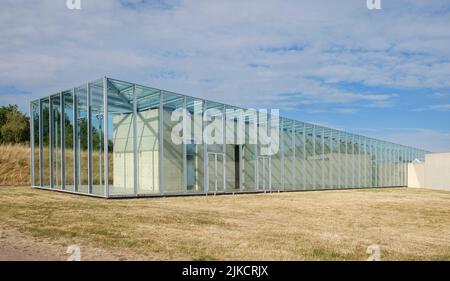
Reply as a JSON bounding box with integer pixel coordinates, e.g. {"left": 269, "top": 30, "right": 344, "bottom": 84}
{"left": 30, "top": 77, "right": 428, "bottom": 198}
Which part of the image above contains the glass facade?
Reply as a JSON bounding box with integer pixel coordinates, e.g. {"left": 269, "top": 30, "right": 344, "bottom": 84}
{"left": 30, "top": 77, "right": 428, "bottom": 198}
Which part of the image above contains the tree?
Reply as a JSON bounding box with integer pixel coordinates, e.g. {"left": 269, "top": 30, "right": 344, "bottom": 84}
{"left": 0, "top": 106, "right": 30, "bottom": 144}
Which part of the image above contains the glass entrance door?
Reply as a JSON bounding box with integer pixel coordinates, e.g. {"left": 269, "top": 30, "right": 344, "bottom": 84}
{"left": 207, "top": 153, "right": 224, "bottom": 193}
{"left": 257, "top": 156, "right": 271, "bottom": 191}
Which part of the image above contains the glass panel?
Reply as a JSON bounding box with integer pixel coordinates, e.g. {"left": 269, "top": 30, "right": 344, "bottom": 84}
{"left": 217, "top": 153, "right": 224, "bottom": 192}
{"left": 225, "top": 106, "right": 240, "bottom": 192}
{"left": 283, "top": 119, "right": 293, "bottom": 191}
{"left": 339, "top": 132, "right": 347, "bottom": 188}
{"left": 242, "top": 109, "right": 256, "bottom": 191}
{"left": 378, "top": 142, "right": 383, "bottom": 187}
{"left": 75, "top": 86, "right": 89, "bottom": 193}
{"left": 205, "top": 101, "right": 224, "bottom": 153}
{"left": 90, "top": 80, "right": 105, "bottom": 195}
{"left": 269, "top": 116, "right": 281, "bottom": 191}
{"left": 257, "top": 157, "right": 264, "bottom": 190}
{"left": 362, "top": 138, "right": 369, "bottom": 188}
{"left": 208, "top": 153, "right": 215, "bottom": 193}
{"left": 354, "top": 136, "right": 359, "bottom": 188}
{"left": 257, "top": 156, "right": 270, "bottom": 191}
{"left": 162, "top": 91, "right": 184, "bottom": 193}
{"left": 347, "top": 134, "right": 354, "bottom": 188}
{"left": 186, "top": 97, "right": 204, "bottom": 193}
{"left": 41, "top": 99, "right": 50, "bottom": 187}
{"left": 305, "top": 124, "right": 314, "bottom": 189}
{"left": 63, "top": 91, "right": 75, "bottom": 191}
{"left": 331, "top": 130, "right": 340, "bottom": 188}
{"left": 107, "top": 79, "right": 134, "bottom": 196}
{"left": 294, "top": 122, "right": 305, "bottom": 190}
{"left": 314, "top": 126, "right": 323, "bottom": 189}
{"left": 31, "top": 101, "right": 40, "bottom": 186}
{"left": 323, "top": 128, "right": 331, "bottom": 189}
{"left": 136, "top": 85, "right": 160, "bottom": 194}
{"left": 51, "top": 95, "right": 62, "bottom": 189}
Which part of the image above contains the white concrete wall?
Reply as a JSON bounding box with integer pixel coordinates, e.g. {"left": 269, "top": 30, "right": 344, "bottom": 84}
{"left": 408, "top": 152, "right": 450, "bottom": 191}
{"left": 112, "top": 109, "right": 160, "bottom": 194}
{"left": 407, "top": 162, "right": 424, "bottom": 188}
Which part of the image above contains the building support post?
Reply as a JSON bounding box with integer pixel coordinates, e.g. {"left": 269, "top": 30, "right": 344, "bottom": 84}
{"left": 60, "top": 92, "right": 66, "bottom": 190}
{"left": 103, "top": 78, "right": 109, "bottom": 197}
{"left": 159, "top": 90, "right": 164, "bottom": 195}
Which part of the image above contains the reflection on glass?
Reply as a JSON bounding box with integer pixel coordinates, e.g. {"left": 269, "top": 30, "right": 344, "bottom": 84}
{"left": 63, "top": 91, "right": 75, "bottom": 191}
{"left": 90, "top": 80, "right": 105, "bottom": 195}
{"left": 32, "top": 101, "right": 40, "bottom": 186}
{"left": 107, "top": 79, "right": 134, "bottom": 196}
{"left": 41, "top": 99, "right": 50, "bottom": 187}
{"left": 162, "top": 91, "right": 184, "bottom": 193}
{"left": 136, "top": 85, "right": 160, "bottom": 194}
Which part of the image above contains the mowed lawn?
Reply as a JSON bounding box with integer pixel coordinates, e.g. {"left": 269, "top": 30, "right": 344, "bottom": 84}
{"left": 0, "top": 186, "right": 449, "bottom": 260}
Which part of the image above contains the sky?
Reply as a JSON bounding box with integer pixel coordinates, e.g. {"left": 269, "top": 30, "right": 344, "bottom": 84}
{"left": 1, "top": 0, "right": 450, "bottom": 151}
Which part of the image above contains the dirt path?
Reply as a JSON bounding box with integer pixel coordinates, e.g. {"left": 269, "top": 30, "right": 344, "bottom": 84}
{"left": 0, "top": 226, "right": 124, "bottom": 261}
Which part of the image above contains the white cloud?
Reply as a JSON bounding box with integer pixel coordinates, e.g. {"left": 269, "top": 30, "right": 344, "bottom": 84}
{"left": 0, "top": 0, "right": 449, "bottom": 150}
{"left": 414, "top": 104, "right": 450, "bottom": 112}
{"left": 379, "top": 128, "right": 450, "bottom": 152}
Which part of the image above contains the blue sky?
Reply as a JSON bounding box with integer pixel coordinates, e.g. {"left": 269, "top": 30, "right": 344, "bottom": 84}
{"left": 1, "top": 0, "right": 450, "bottom": 151}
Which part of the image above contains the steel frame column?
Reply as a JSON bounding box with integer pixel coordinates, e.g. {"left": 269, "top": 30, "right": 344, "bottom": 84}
{"left": 60, "top": 92, "right": 66, "bottom": 190}
{"left": 73, "top": 88, "right": 78, "bottom": 192}
{"left": 49, "top": 96, "right": 53, "bottom": 188}
{"left": 203, "top": 101, "right": 208, "bottom": 194}
{"left": 183, "top": 96, "right": 187, "bottom": 194}
{"left": 133, "top": 84, "right": 138, "bottom": 196}
{"left": 159, "top": 90, "right": 164, "bottom": 195}
{"left": 280, "top": 119, "right": 284, "bottom": 192}
{"left": 103, "top": 78, "right": 109, "bottom": 197}
{"left": 222, "top": 104, "right": 226, "bottom": 192}
{"left": 321, "top": 127, "right": 325, "bottom": 189}
{"left": 302, "top": 124, "right": 306, "bottom": 190}
{"left": 292, "top": 122, "right": 295, "bottom": 190}
{"left": 87, "top": 83, "right": 92, "bottom": 194}
{"left": 39, "top": 99, "right": 43, "bottom": 186}
{"left": 30, "top": 102, "right": 34, "bottom": 186}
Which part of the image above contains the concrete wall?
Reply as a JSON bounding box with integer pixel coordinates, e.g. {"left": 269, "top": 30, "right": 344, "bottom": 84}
{"left": 407, "top": 162, "right": 424, "bottom": 188}
{"left": 112, "top": 108, "right": 159, "bottom": 194}
{"left": 408, "top": 152, "right": 450, "bottom": 191}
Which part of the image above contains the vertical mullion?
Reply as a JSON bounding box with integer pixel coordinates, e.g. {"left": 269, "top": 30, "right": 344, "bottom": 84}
{"left": 30, "top": 102, "right": 34, "bottom": 186}
{"left": 183, "top": 96, "right": 187, "bottom": 194}
{"left": 73, "top": 88, "right": 78, "bottom": 192}
{"left": 321, "top": 128, "right": 324, "bottom": 189}
{"left": 329, "top": 130, "right": 333, "bottom": 189}
{"left": 203, "top": 101, "right": 208, "bottom": 194}
{"left": 302, "top": 124, "right": 306, "bottom": 190}
{"left": 159, "top": 90, "right": 164, "bottom": 195}
{"left": 312, "top": 125, "right": 316, "bottom": 190}
{"left": 39, "top": 99, "right": 43, "bottom": 186}
{"left": 280, "top": 119, "right": 284, "bottom": 191}
{"left": 60, "top": 92, "right": 66, "bottom": 190}
{"left": 222, "top": 104, "right": 226, "bottom": 192}
{"left": 338, "top": 131, "right": 341, "bottom": 189}
{"left": 292, "top": 122, "right": 295, "bottom": 190}
{"left": 239, "top": 143, "right": 243, "bottom": 192}
{"left": 133, "top": 84, "right": 138, "bottom": 196}
{"left": 49, "top": 96, "right": 53, "bottom": 188}
{"left": 103, "top": 78, "right": 109, "bottom": 197}
{"left": 87, "top": 83, "right": 92, "bottom": 194}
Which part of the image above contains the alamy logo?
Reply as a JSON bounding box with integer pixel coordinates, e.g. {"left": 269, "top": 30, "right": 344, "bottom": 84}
{"left": 170, "top": 105, "right": 280, "bottom": 156}
{"left": 66, "top": 0, "right": 81, "bottom": 10}
{"left": 366, "top": 0, "right": 381, "bottom": 10}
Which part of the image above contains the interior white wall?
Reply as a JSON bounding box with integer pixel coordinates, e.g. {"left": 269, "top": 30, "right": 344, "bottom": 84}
{"left": 408, "top": 152, "right": 450, "bottom": 191}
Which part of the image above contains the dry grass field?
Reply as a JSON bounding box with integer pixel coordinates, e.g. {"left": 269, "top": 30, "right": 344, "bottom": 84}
{"left": 0, "top": 186, "right": 449, "bottom": 260}
{"left": 0, "top": 144, "right": 112, "bottom": 187}
{"left": 0, "top": 144, "right": 30, "bottom": 186}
